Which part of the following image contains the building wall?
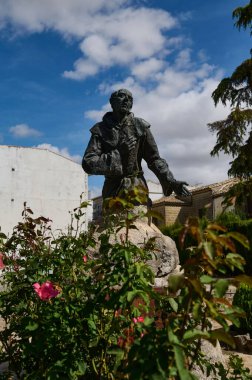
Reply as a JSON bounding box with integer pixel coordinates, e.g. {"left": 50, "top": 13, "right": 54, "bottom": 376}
{"left": 151, "top": 178, "right": 250, "bottom": 227}
{"left": 164, "top": 205, "right": 194, "bottom": 225}
{"left": 92, "top": 195, "right": 103, "bottom": 222}
{"left": 191, "top": 190, "right": 213, "bottom": 219}
{"left": 164, "top": 205, "right": 181, "bottom": 225}
{"left": 213, "top": 196, "right": 226, "bottom": 219}
{"left": 0, "top": 146, "right": 88, "bottom": 235}
{"left": 213, "top": 195, "right": 246, "bottom": 220}
{"left": 151, "top": 204, "right": 166, "bottom": 226}
{"left": 152, "top": 190, "right": 213, "bottom": 226}
{"left": 152, "top": 204, "right": 192, "bottom": 226}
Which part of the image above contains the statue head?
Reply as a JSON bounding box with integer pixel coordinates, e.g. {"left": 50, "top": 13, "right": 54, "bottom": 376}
{"left": 110, "top": 89, "right": 133, "bottom": 116}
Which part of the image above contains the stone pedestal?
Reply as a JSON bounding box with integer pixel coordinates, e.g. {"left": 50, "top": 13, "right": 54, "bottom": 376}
{"left": 92, "top": 207, "right": 180, "bottom": 287}
{"left": 119, "top": 218, "right": 180, "bottom": 287}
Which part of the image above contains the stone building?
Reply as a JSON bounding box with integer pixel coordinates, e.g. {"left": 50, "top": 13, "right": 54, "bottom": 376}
{"left": 0, "top": 145, "right": 90, "bottom": 235}
{"left": 152, "top": 178, "right": 244, "bottom": 227}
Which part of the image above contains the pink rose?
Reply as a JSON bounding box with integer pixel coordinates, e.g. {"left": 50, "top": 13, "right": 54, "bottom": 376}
{"left": 0, "top": 253, "right": 5, "bottom": 269}
{"left": 132, "top": 316, "right": 145, "bottom": 324}
{"left": 33, "top": 281, "right": 60, "bottom": 300}
{"left": 83, "top": 255, "right": 88, "bottom": 263}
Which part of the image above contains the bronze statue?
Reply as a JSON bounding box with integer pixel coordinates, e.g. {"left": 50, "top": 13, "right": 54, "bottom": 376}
{"left": 82, "top": 89, "right": 190, "bottom": 202}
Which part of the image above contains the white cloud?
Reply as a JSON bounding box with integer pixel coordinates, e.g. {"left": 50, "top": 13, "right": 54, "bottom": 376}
{"left": 132, "top": 58, "right": 165, "bottom": 81}
{"left": 9, "top": 124, "right": 42, "bottom": 137}
{"left": 174, "top": 48, "right": 192, "bottom": 69}
{"left": 36, "top": 143, "right": 82, "bottom": 163}
{"left": 64, "top": 58, "right": 99, "bottom": 80}
{"left": 0, "top": 0, "right": 129, "bottom": 34}
{"left": 0, "top": 0, "right": 178, "bottom": 80}
{"left": 65, "top": 7, "right": 177, "bottom": 79}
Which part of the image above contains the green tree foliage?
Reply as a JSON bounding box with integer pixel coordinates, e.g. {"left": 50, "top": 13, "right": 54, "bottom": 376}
{"left": 233, "top": 284, "right": 252, "bottom": 334}
{"left": 208, "top": 1, "right": 252, "bottom": 202}
{"left": 162, "top": 212, "right": 252, "bottom": 275}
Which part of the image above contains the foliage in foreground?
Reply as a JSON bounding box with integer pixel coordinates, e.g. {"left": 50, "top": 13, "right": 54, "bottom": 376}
{"left": 216, "top": 213, "right": 252, "bottom": 275}
{"left": 0, "top": 195, "right": 251, "bottom": 379}
{"left": 233, "top": 283, "right": 252, "bottom": 335}
{"left": 162, "top": 212, "right": 252, "bottom": 275}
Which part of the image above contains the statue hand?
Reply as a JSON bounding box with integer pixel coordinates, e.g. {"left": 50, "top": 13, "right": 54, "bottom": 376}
{"left": 120, "top": 136, "right": 137, "bottom": 155}
{"left": 164, "top": 180, "right": 191, "bottom": 197}
{"left": 172, "top": 181, "right": 191, "bottom": 197}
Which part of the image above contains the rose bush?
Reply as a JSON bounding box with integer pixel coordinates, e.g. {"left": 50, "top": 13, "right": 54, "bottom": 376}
{"left": 0, "top": 194, "right": 251, "bottom": 379}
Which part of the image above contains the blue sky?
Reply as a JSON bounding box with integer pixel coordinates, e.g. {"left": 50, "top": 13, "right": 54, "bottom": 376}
{"left": 0, "top": 0, "right": 250, "bottom": 197}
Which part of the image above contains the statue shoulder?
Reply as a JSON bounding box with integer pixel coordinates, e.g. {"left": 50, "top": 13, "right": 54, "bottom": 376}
{"left": 90, "top": 122, "right": 104, "bottom": 136}
{"left": 133, "top": 117, "right": 150, "bottom": 136}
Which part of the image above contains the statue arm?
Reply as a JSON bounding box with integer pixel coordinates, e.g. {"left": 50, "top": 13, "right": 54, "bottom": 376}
{"left": 82, "top": 134, "right": 123, "bottom": 176}
{"left": 143, "top": 129, "right": 190, "bottom": 197}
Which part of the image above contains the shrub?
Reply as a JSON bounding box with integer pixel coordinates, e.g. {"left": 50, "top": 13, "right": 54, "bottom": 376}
{"left": 233, "top": 284, "right": 252, "bottom": 334}
{"left": 215, "top": 212, "right": 252, "bottom": 275}
{"left": 0, "top": 198, "right": 251, "bottom": 379}
{"left": 163, "top": 212, "right": 252, "bottom": 275}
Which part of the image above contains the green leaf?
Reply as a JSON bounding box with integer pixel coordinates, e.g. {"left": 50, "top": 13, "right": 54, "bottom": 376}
{"left": 65, "top": 305, "right": 70, "bottom": 314}
{"left": 80, "top": 201, "right": 90, "bottom": 208}
{"left": 107, "top": 348, "right": 124, "bottom": 355}
{"left": 225, "top": 253, "right": 246, "bottom": 271}
{"left": 127, "top": 290, "right": 147, "bottom": 303}
{"left": 192, "top": 302, "right": 201, "bottom": 320}
{"left": 200, "top": 275, "right": 215, "bottom": 284}
{"left": 168, "top": 297, "right": 178, "bottom": 312}
{"left": 168, "top": 274, "right": 185, "bottom": 292}
{"left": 88, "top": 319, "right": 96, "bottom": 332}
{"left": 188, "top": 278, "right": 203, "bottom": 296}
{"left": 77, "top": 360, "right": 87, "bottom": 375}
{"left": 226, "top": 231, "right": 250, "bottom": 249}
{"left": 204, "top": 299, "right": 219, "bottom": 318}
{"left": 214, "top": 279, "right": 229, "bottom": 298}
{"left": 174, "top": 345, "right": 192, "bottom": 380}
{"left": 210, "top": 330, "right": 235, "bottom": 349}
{"left": 207, "top": 224, "right": 227, "bottom": 232}
{"left": 203, "top": 242, "right": 214, "bottom": 259}
{"left": 143, "top": 316, "right": 154, "bottom": 326}
{"left": 183, "top": 329, "right": 210, "bottom": 342}
{"left": 25, "top": 322, "right": 39, "bottom": 331}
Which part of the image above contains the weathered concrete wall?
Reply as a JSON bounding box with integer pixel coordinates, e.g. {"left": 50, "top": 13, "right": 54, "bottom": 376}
{"left": 212, "top": 195, "right": 236, "bottom": 219}
{"left": 0, "top": 146, "right": 89, "bottom": 235}
{"left": 192, "top": 190, "right": 213, "bottom": 219}
{"left": 164, "top": 204, "right": 192, "bottom": 225}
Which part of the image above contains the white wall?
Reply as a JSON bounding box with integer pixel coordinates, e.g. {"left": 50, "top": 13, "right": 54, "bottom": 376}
{"left": 0, "top": 146, "right": 89, "bottom": 235}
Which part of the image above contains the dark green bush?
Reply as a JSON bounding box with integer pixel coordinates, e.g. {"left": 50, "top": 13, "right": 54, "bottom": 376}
{"left": 162, "top": 212, "right": 252, "bottom": 274}
{"left": 215, "top": 212, "right": 252, "bottom": 275}
{"left": 233, "top": 284, "right": 252, "bottom": 334}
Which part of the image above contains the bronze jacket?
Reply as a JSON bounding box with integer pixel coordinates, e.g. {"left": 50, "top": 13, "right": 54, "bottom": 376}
{"left": 82, "top": 112, "right": 175, "bottom": 199}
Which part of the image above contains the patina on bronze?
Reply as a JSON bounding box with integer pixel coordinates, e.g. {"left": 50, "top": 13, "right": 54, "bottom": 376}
{"left": 82, "top": 89, "right": 190, "bottom": 202}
